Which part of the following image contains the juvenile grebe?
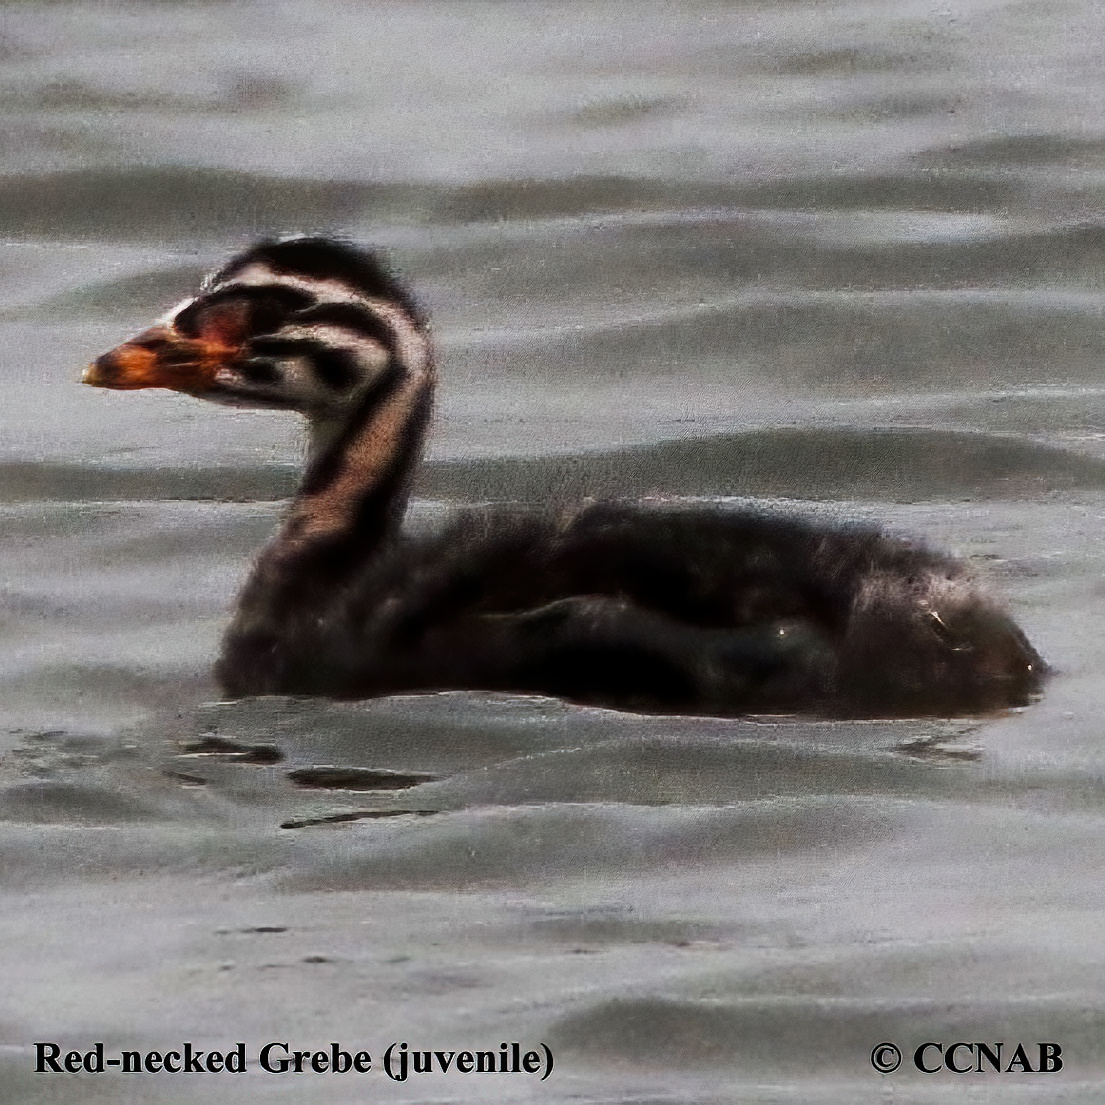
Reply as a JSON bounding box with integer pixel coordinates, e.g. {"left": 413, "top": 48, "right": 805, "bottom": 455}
{"left": 85, "top": 238, "right": 1044, "bottom": 717}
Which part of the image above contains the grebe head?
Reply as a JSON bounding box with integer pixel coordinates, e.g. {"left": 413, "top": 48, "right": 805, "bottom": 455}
{"left": 84, "top": 237, "right": 432, "bottom": 418}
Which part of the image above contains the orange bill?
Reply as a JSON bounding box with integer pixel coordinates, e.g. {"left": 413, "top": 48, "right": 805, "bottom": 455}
{"left": 83, "top": 325, "right": 241, "bottom": 395}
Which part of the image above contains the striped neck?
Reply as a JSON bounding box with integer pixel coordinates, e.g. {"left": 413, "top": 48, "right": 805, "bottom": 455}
{"left": 281, "top": 351, "right": 435, "bottom": 562}
{"left": 185, "top": 238, "right": 437, "bottom": 565}
{"left": 196, "top": 240, "right": 436, "bottom": 620}
{"left": 222, "top": 348, "right": 434, "bottom": 683}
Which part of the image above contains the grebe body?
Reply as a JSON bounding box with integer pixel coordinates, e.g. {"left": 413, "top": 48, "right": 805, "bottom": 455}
{"left": 85, "top": 238, "right": 1045, "bottom": 717}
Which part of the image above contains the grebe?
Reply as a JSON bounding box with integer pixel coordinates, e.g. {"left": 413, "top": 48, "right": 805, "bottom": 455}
{"left": 84, "top": 238, "right": 1044, "bottom": 717}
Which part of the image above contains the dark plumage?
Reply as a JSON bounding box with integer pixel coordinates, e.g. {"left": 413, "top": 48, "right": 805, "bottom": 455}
{"left": 85, "top": 237, "right": 1045, "bottom": 717}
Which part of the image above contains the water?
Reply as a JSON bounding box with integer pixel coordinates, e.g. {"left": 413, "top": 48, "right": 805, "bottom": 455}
{"left": 1, "top": 1, "right": 1103, "bottom": 1100}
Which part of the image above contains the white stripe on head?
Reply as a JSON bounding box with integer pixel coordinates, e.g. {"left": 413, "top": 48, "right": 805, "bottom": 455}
{"left": 211, "top": 265, "right": 433, "bottom": 378}
{"left": 274, "top": 324, "right": 392, "bottom": 377}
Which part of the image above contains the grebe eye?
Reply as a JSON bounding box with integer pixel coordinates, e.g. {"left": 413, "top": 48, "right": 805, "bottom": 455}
{"left": 239, "top": 358, "right": 283, "bottom": 384}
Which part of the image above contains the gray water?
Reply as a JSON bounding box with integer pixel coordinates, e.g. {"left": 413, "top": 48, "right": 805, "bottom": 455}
{"left": 1, "top": 1, "right": 1104, "bottom": 1101}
